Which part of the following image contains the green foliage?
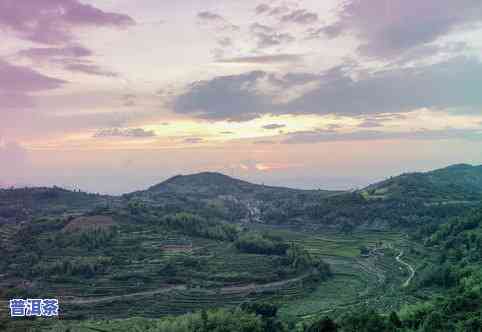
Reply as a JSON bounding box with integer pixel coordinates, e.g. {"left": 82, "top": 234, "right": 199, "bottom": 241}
{"left": 235, "top": 233, "right": 288, "bottom": 255}
{"left": 161, "top": 212, "right": 239, "bottom": 241}
{"left": 320, "top": 206, "right": 482, "bottom": 332}
{"left": 32, "top": 256, "right": 112, "bottom": 279}
{"left": 337, "top": 309, "right": 392, "bottom": 332}
{"left": 241, "top": 302, "right": 278, "bottom": 318}
{"left": 63, "top": 227, "right": 117, "bottom": 250}
{"left": 50, "top": 308, "right": 267, "bottom": 332}
{"left": 304, "top": 317, "right": 338, "bottom": 332}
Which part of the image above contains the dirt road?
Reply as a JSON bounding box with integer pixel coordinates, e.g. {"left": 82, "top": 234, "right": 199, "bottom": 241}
{"left": 396, "top": 250, "right": 415, "bottom": 287}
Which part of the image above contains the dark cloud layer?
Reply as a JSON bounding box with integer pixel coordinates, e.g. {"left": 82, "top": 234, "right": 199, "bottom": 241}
{"left": 3, "top": 1, "right": 133, "bottom": 81}
{"left": 255, "top": 32, "right": 295, "bottom": 49}
{"left": 174, "top": 71, "right": 269, "bottom": 121}
{"left": 183, "top": 137, "right": 204, "bottom": 144}
{"left": 0, "top": 59, "right": 67, "bottom": 109}
{"left": 216, "top": 54, "right": 302, "bottom": 64}
{"left": 281, "top": 9, "right": 318, "bottom": 25}
{"left": 0, "top": 0, "right": 134, "bottom": 45}
{"left": 18, "top": 46, "right": 93, "bottom": 60}
{"left": 174, "top": 56, "right": 482, "bottom": 120}
{"left": 282, "top": 128, "right": 482, "bottom": 144}
{"left": 263, "top": 124, "right": 286, "bottom": 130}
{"left": 197, "top": 11, "right": 239, "bottom": 32}
{"left": 320, "top": 0, "right": 482, "bottom": 58}
{"left": 94, "top": 128, "right": 156, "bottom": 139}
{"left": 63, "top": 63, "right": 118, "bottom": 77}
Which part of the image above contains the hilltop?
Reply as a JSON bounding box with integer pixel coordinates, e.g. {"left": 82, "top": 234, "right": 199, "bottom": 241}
{"left": 362, "top": 164, "right": 482, "bottom": 202}
{"left": 0, "top": 187, "right": 116, "bottom": 224}
{"left": 1, "top": 164, "right": 481, "bottom": 229}
{"left": 130, "top": 171, "right": 339, "bottom": 198}
{"left": 1, "top": 165, "right": 481, "bottom": 331}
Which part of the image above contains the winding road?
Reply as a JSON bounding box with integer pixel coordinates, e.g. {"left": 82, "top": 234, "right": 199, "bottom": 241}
{"left": 64, "top": 273, "right": 311, "bottom": 305}
{"left": 396, "top": 250, "right": 415, "bottom": 287}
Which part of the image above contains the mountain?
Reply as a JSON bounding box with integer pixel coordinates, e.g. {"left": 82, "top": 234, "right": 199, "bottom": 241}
{"left": 135, "top": 172, "right": 340, "bottom": 198}
{"left": 1, "top": 165, "right": 481, "bottom": 228}
{"left": 126, "top": 172, "right": 344, "bottom": 224}
{"left": 361, "top": 164, "right": 482, "bottom": 202}
{"left": 0, "top": 187, "right": 115, "bottom": 224}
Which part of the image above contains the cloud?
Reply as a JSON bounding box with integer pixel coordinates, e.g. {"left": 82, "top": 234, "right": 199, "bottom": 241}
{"left": 0, "top": 0, "right": 135, "bottom": 45}
{"left": 216, "top": 54, "right": 302, "bottom": 64}
{"left": 391, "top": 42, "right": 469, "bottom": 66}
{"left": 284, "top": 57, "right": 482, "bottom": 116}
{"left": 0, "top": 59, "right": 67, "bottom": 108}
{"left": 18, "top": 46, "right": 93, "bottom": 60}
{"left": 174, "top": 70, "right": 268, "bottom": 121}
{"left": 62, "top": 62, "right": 118, "bottom": 77}
{"left": 282, "top": 128, "right": 482, "bottom": 144}
{"left": 174, "top": 56, "right": 482, "bottom": 121}
{"left": 5, "top": 2, "right": 131, "bottom": 78}
{"left": 249, "top": 22, "right": 295, "bottom": 49}
{"left": 250, "top": 23, "right": 274, "bottom": 34}
{"left": 267, "top": 6, "right": 291, "bottom": 17}
{"left": 197, "top": 11, "right": 223, "bottom": 21}
{"left": 183, "top": 137, "right": 204, "bottom": 144}
{"left": 197, "top": 11, "right": 239, "bottom": 32}
{"left": 0, "top": 59, "right": 66, "bottom": 93}
{"left": 20, "top": 49, "right": 119, "bottom": 77}
{"left": 262, "top": 124, "right": 286, "bottom": 130}
{"left": 253, "top": 140, "right": 276, "bottom": 145}
{"left": 255, "top": 162, "right": 302, "bottom": 171}
{"left": 218, "top": 37, "right": 233, "bottom": 47}
{"left": 281, "top": 128, "right": 482, "bottom": 144}
{"left": 249, "top": 22, "right": 296, "bottom": 48}
{"left": 306, "top": 25, "right": 344, "bottom": 40}
{"left": 320, "top": 0, "right": 482, "bottom": 58}
{"left": 255, "top": 4, "right": 271, "bottom": 15}
{"left": 122, "top": 94, "right": 136, "bottom": 107}
{"left": 94, "top": 128, "right": 156, "bottom": 138}
{"left": 255, "top": 32, "right": 296, "bottom": 49}
{"left": 19, "top": 46, "right": 118, "bottom": 77}
{"left": 281, "top": 9, "right": 318, "bottom": 25}
{"left": 358, "top": 120, "right": 382, "bottom": 128}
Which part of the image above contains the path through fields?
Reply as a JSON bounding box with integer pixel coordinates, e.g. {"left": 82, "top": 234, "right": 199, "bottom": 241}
{"left": 64, "top": 273, "right": 310, "bottom": 305}
{"left": 396, "top": 250, "right": 415, "bottom": 287}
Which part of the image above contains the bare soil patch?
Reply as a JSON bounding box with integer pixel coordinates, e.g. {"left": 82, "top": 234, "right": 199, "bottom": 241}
{"left": 62, "top": 215, "right": 117, "bottom": 233}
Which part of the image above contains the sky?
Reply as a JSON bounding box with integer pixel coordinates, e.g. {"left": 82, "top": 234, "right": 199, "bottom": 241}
{"left": 1, "top": 0, "right": 482, "bottom": 194}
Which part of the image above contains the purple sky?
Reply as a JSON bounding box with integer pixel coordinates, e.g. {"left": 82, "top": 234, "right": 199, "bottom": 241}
{"left": 1, "top": 0, "right": 482, "bottom": 194}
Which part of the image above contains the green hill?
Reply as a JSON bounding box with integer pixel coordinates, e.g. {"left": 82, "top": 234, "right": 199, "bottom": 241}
{"left": 362, "top": 164, "right": 482, "bottom": 202}
{"left": 0, "top": 187, "right": 115, "bottom": 224}
{"left": 127, "top": 172, "right": 344, "bottom": 225}
{"left": 1, "top": 165, "right": 482, "bottom": 331}
{"left": 130, "top": 171, "right": 341, "bottom": 200}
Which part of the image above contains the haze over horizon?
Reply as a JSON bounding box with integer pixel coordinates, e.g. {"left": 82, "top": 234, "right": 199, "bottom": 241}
{"left": 2, "top": 0, "right": 482, "bottom": 194}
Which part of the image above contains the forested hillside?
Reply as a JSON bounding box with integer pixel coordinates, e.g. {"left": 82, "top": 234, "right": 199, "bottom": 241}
{"left": 0, "top": 165, "right": 481, "bottom": 331}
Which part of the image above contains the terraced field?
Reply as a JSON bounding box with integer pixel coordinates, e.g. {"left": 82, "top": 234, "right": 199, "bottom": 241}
{"left": 2, "top": 221, "right": 422, "bottom": 325}
{"left": 10, "top": 224, "right": 310, "bottom": 319}
{"left": 265, "top": 229, "right": 422, "bottom": 324}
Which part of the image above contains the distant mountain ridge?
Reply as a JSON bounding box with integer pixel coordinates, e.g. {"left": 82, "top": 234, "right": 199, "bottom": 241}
{"left": 1, "top": 164, "right": 481, "bottom": 228}
{"left": 362, "top": 163, "right": 482, "bottom": 202}
{"left": 142, "top": 172, "right": 333, "bottom": 196}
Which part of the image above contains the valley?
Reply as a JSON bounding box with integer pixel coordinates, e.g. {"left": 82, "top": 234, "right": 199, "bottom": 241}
{"left": 1, "top": 164, "right": 481, "bottom": 331}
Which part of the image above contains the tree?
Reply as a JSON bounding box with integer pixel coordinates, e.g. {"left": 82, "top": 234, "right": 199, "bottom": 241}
{"left": 305, "top": 317, "right": 338, "bottom": 332}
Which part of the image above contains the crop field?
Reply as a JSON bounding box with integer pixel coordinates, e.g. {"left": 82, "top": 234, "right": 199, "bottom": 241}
{"left": 4, "top": 223, "right": 308, "bottom": 320}
{"left": 261, "top": 228, "right": 423, "bottom": 325}
{"left": 2, "top": 220, "right": 422, "bottom": 327}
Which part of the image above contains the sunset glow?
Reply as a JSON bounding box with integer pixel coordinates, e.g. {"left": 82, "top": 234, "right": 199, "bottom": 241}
{"left": 1, "top": 0, "right": 482, "bottom": 193}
